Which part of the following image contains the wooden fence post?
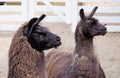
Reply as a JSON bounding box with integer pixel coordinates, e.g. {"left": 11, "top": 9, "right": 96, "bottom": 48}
{"left": 42, "top": 0, "right": 66, "bottom": 22}
{"left": 65, "top": 0, "right": 72, "bottom": 24}
{"left": 28, "top": 0, "right": 36, "bottom": 20}
{"left": 71, "top": 0, "right": 78, "bottom": 32}
{"left": 21, "top": 0, "right": 28, "bottom": 21}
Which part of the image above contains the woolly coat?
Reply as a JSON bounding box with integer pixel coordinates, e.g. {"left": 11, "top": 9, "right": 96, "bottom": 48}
{"left": 8, "top": 23, "right": 47, "bottom": 78}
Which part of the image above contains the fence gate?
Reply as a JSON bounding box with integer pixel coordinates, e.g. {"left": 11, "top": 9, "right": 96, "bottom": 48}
{"left": 0, "top": 0, "right": 27, "bottom": 31}
{"left": 0, "top": 0, "right": 120, "bottom": 32}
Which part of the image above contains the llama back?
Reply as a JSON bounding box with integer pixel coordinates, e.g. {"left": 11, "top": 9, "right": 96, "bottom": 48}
{"left": 46, "top": 51, "right": 76, "bottom": 78}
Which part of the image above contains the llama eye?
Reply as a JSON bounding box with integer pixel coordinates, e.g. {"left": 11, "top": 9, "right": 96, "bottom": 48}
{"left": 34, "top": 30, "right": 47, "bottom": 36}
{"left": 39, "top": 31, "right": 47, "bottom": 36}
{"left": 88, "top": 20, "right": 93, "bottom": 24}
{"left": 87, "top": 20, "right": 94, "bottom": 24}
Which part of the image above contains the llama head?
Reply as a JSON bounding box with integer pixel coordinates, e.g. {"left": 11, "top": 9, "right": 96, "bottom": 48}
{"left": 23, "top": 14, "right": 61, "bottom": 51}
{"left": 76, "top": 6, "right": 107, "bottom": 39}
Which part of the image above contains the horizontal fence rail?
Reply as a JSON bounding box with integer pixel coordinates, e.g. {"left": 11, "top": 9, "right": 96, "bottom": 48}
{"left": 76, "top": 1, "right": 120, "bottom": 32}
{"left": 0, "top": 0, "right": 120, "bottom": 32}
{"left": 0, "top": 0, "right": 27, "bottom": 30}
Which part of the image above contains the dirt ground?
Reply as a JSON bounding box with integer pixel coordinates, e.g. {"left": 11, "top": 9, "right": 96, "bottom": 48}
{"left": 0, "top": 23, "right": 120, "bottom": 78}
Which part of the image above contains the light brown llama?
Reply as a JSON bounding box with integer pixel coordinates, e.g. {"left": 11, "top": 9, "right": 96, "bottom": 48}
{"left": 8, "top": 14, "right": 61, "bottom": 78}
{"left": 46, "top": 6, "right": 107, "bottom": 78}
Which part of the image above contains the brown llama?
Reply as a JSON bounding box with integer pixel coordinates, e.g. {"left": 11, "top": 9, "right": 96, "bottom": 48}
{"left": 8, "top": 14, "right": 61, "bottom": 78}
{"left": 46, "top": 6, "right": 107, "bottom": 78}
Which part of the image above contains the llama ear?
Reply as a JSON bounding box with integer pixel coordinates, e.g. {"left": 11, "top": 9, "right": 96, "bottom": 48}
{"left": 23, "top": 17, "right": 38, "bottom": 37}
{"left": 89, "top": 6, "right": 98, "bottom": 18}
{"left": 34, "top": 14, "right": 46, "bottom": 25}
{"left": 79, "top": 9, "right": 86, "bottom": 21}
{"left": 23, "top": 14, "right": 46, "bottom": 38}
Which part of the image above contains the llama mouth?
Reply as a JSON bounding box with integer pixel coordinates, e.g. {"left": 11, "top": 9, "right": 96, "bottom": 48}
{"left": 101, "top": 31, "right": 107, "bottom": 36}
{"left": 52, "top": 42, "right": 61, "bottom": 48}
{"left": 96, "top": 30, "right": 107, "bottom": 36}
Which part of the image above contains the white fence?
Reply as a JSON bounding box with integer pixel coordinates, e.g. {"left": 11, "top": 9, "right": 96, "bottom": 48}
{"left": 0, "top": 0, "right": 27, "bottom": 30}
{"left": 0, "top": 0, "right": 120, "bottom": 32}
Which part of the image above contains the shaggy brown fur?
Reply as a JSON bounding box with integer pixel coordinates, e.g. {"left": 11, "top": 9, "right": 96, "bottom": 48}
{"left": 8, "top": 23, "right": 47, "bottom": 78}
{"left": 46, "top": 6, "right": 106, "bottom": 78}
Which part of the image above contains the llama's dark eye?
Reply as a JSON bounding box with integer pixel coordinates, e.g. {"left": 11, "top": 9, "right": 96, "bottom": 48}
{"left": 87, "top": 20, "right": 95, "bottom": 25}
{"left": 39, "top": 31, "right": 47, "bottom": 36}
{"left": 87, "top": 20, "right": 96, "bottom": 25}
{"left": 34, "top": 30, "right": 47, "bottom": 36}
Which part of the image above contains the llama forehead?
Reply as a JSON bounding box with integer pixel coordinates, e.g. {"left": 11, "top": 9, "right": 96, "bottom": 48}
{"left": 40, "top": 26, "right": 49, "bottom": 31}
{"left": 35, "top": 25, "right": 48, "bottom": 30}
{"left": 79, "top": 17, "right": 98, "bottom": 26}
{"left": 34, "top": 25, "right": 49, "bottom": 32}
{"left": 86, "top": 17, "right": 98, "bottom": 22}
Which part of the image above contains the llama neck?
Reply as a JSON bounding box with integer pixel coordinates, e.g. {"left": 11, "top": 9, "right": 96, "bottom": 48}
{"left": 74, "top": 38, "right": 94, "bottom": 57}
{"left": 8, "top": 36, "right": 47, "bottom": 78}
{"left": 73, "top": 37, "right": 100, "bottom": 78}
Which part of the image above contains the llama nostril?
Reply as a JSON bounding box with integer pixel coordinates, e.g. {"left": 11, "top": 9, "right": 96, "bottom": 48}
{"left": 98, "top": 27, "right": 107, "bottom": 33}
{"left": 56, "top": 37, "right": 61, "bottom": 41}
